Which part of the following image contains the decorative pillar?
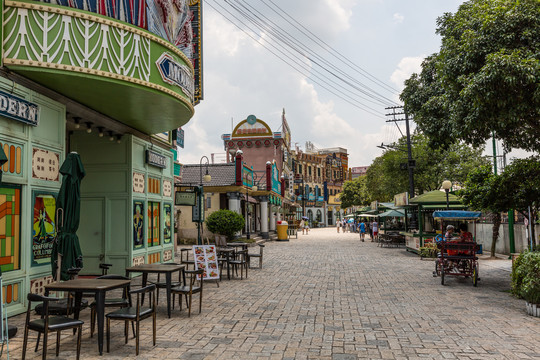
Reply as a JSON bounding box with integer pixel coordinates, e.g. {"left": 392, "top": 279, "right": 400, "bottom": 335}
{"left": 227, "top": 192, "right": 241, "bottom": 214}
{"left": 260, "top": 196, "right": 269, "bottom": 239}
{"left": 269, "top": 206, "right": 276, "bottom": 232}
{"left": 228, "top": 192, "right": 242, "bottom": 237}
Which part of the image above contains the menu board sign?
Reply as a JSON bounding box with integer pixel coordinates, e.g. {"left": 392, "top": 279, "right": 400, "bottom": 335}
{"left": 192, "top": 245, "right": 220, "bottom": 280}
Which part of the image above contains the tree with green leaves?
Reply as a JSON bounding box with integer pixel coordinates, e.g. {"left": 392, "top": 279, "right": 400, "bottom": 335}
{"left": 365, "top": 133, "right": 489, "bottom": 202}
{"left": 340, "top": 175, "right": 370, "bottom": 209}
{"left": 460, "top": 156, "right": 540, "bottom": 255}
{"left": 401, "top": 0, "right": 540, "bottom": 153}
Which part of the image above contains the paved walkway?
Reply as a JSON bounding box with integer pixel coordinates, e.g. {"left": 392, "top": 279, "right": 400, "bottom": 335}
{"left": 6, "top": 228, "right": 540, "bottom": 359}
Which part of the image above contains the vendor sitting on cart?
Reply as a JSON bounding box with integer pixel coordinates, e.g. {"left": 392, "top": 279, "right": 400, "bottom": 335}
{"left": 458, "top": 223, "right": 473, "bottom": 242}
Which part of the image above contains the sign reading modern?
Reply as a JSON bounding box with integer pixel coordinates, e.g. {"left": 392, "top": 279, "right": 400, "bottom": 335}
{"left": 0, "top": 90, "right": 39, "bottom": 126}
{"left": 156, "top": 52, "right": 194, "bottom": 102}
{"left": 146, "top": 150, "right": 167, "bottom": 168}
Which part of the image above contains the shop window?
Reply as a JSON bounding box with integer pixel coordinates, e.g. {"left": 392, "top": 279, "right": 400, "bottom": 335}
{"left": 316, "top": 210, "right": 322, "bottom": 222}
{"left": 0, "top": 185, "right": 21, "bottom": 272}
{"left": 148, "top": 201, "right": 161, "bottom": 247}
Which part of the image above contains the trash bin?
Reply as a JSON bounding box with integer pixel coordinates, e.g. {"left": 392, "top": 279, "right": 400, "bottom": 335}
{"left": 276, "top": 221, "right": 288, "bottom": 241}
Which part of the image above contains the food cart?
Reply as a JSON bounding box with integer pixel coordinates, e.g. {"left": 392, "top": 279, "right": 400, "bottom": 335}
{"left": 432, "top": 210, "right": 481, "bottom": 286}
{"left": 397, "top": 191, "right": 467, "bottom": 253}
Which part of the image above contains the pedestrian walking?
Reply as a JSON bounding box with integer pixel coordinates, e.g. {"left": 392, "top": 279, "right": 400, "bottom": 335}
{"left": 359, "top": 220, "right": 366, "bottom": 241}
{"left": 337, "top": 219, "right": 341, "bottom": 233}
{"left": 369, "top": 220, "right": 374, "bottom": 240}
{"left": 372, "top": 220, "right": 378, "bottom": 242}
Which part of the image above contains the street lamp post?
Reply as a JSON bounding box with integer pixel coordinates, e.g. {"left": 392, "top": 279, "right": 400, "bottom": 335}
{"left": 198, "top": 156, "right": 211, "bottom": 245}
{"left": 442, "top": 180, "right": 452, "bottom": 210}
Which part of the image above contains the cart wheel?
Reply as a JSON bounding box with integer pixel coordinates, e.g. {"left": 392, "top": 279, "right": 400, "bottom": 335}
{"left": 472, "top": 266, "right": 478, "bottom": 287}
{"left": 441, "top": 268, "right": 445, "bottom": 285}
{"left": 434, "top": 259, "right": 441, "bottom": 276}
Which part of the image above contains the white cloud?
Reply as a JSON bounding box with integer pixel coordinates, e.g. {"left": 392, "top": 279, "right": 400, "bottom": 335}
{"left": 390, "top": 56, "right": 425, "bottom": 91}
{"left": 393, "top": 13, "right": 404, "bottom": 24}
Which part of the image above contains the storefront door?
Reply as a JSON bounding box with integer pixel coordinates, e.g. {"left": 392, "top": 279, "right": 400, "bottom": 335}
{"left": 78, "top": 197, "right": 106, "bottom": 274}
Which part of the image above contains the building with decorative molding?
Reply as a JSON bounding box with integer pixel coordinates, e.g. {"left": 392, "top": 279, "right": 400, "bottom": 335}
{"left": 0, "top": 0, "right": 202, "bottom": 315}
{"left": 221, "top": 113, "right": 294, "bottom": 234}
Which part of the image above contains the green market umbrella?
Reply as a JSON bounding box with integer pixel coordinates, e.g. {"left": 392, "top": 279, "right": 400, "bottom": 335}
{"left": 52, "top": 152, "right": 86, "bottom": 281}
{"left": 0, "top": 146, "right": 7, "bottom": 183}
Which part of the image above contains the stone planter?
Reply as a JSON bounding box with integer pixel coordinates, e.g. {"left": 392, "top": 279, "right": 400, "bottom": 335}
{"left": 526, "top": 302, "right": 540, "bottom": 317}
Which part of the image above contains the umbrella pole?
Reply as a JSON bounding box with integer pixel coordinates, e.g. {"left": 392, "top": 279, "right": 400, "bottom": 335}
{"left": 56, "top": 254, "right": 62, "bottom": 282}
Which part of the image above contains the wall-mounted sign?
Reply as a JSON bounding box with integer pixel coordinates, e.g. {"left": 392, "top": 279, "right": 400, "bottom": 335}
{"left": 394, "top": 192, "right": 409, "bottom": 207}
{"left": 271, "top": 163, "right": 280, "bottom": 194}
{"left": 177, "top": 128, "right": 184, "bottom": 148}
{"left": 163, "top": 180, "right": 172, "bottom": 197}
{"left": 156, "top": 52, "right": 194, "bottom": 102}
{"left": 133, "top": 172, "right": 145, "bottom": 193}
{"left": 0, "top": 90, "right": 39, "bottom": 126}
{"left": 175, "top": 191, "right": 196, "bottom": 206}
{"left": 32, "top": 148, "right": 59, "bottom": 181}
{"left": 146, "top": 150, "right": 167, "bottom": 168}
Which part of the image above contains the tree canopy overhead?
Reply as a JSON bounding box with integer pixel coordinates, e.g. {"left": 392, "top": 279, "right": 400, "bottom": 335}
{"left": 401, "top": 0, "right": 540, "bottom": 152}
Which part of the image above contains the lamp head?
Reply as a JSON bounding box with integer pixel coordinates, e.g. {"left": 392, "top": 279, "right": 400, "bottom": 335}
{"left": 442, "top": 180, "right": 452, "bottom": 190}
{"left": 252, "top": 185, "right": 258, "bottom": 192}
{"left": 203, "top": 172, "right": 211, "bottom": 183}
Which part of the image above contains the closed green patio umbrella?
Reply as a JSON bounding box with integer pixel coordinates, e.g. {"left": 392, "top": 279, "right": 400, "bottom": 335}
{"left": 52, "top": 152, "right": 86, "bottom": 281}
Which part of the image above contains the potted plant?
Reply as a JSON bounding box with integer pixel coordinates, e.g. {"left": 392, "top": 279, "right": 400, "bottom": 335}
{"left": 205, "top": 209, "right": 245, "bottom": 242}
{"left": 511, "top": 250, "right": 540, "bottom": 317}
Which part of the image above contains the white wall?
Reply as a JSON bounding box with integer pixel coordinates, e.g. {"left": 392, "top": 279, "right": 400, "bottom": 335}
{"left": 475, "top": 223, "right": 539, "bottom": 254}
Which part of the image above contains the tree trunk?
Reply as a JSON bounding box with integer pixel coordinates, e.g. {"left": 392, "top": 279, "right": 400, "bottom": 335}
{"left": 491, "top": 212, "right": 501, "bottom": 258}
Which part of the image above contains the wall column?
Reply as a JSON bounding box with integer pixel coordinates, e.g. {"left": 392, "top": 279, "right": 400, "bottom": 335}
{"left": 227, "top": 192, "right": 241, "bottom": 214}
{"left": 260, "top": 196, "right": 269, "bottom": 239}
{"left": 269, "top": 206, "right": 276, "bottom": 232}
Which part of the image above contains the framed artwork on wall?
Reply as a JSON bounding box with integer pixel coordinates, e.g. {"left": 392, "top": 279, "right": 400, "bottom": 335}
{"left": 31, "top": 191, "right": 57, "bottom": 266}
{"left": 163, "top": 203, "right": 172, "bottom": 244}
{"left": 133, "top": 200, "right": 145, "bottom": 250}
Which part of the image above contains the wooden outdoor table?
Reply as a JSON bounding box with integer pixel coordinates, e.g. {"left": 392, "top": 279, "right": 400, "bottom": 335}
{"left": 217, "top": 248, "right": 235, "bottom": 280}
{"left": 45, "top": 278, "right": 131, "bottom": 356}
{"left": 125, "top": 264, "right": 185, "bottom": 318}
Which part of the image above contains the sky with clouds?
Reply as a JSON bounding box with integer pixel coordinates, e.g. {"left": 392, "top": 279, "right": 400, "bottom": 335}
{"left": 179, "top": 0, "right": 472, "bottom": 167}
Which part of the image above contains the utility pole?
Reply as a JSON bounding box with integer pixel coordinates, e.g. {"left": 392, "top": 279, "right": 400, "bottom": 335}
{"left": 385, "top": 106, "right": 416, "bottom": 227}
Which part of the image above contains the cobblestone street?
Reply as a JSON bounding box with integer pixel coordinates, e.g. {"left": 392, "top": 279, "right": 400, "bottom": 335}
{"left": 6, "top": 227, "right": 540, "bottom": 359}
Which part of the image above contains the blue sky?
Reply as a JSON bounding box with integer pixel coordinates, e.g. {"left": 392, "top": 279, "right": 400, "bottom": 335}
{"left": 179, "top": 0, "right": 468, "bottom": 166}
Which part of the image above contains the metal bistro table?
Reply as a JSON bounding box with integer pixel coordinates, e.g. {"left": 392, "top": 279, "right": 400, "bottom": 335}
{"left": 44, "top": 278, "right": 131, "bottom": 356}
{"left": 125, "top": 263, "right": 185, "bottom": 318}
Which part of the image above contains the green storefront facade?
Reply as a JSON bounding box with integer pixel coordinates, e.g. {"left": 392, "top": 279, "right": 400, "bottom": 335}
{"left": 0, "top": 0, "right": 200, "bottom": 315}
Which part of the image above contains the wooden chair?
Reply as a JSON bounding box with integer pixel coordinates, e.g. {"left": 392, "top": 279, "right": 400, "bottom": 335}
{"left": 106, "top": 284, "right": 156, "bottom": 356}
{"left": 171, "top": 269, "right": 204, "bottom": 317}
{"left": 22, "top": 293, "right": 83, "bottom": 360}
{"left": 99, "top": 263, "right": 113, "bottom": 275}
{"left": 229, "top": 249, "right": 249, "bottom": 279}
{"left": 180, "top": 248, "right": 195, "bottom": 270}
{"left": 248, "top": 244, "right": 265, "bottom": 269}
{"left": 90, "top": 274, "right": 133, "bottom": 338}
{"left": 149, "top": 263, "right": 184, "bottom": 305}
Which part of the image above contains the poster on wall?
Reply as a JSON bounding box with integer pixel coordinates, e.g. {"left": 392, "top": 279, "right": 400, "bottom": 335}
{"left": 133, "top": 200, "right": 145, "bottom": 250}
{"left": 163, "top": 203, "right": 172, "bottom": 244}
{"left": 32, "top": 192, "right": 57, "bottom": 266}
{"left": 192, "top": 245, "right": 219, "bottom": 280}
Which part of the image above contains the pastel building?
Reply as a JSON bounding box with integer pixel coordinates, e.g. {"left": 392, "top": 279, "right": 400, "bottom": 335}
{"left": 0, "top": 0, "right": 202, "bottom": 315}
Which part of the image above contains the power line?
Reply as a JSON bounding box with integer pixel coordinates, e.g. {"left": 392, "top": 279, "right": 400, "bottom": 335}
{"left": 229, "top": 0, "right": 397, "bottom": 106}
{"left": 206, "top": 0, "right": 386, "bottom": 118}
{"left": 260, "top": 0, "right": 399, "bottom": 96}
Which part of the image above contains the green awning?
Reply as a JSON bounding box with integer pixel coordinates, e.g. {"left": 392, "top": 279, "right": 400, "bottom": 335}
{"left": 378, "top": 209, "right": 405, "bottom": 217}
{"left": 409, "top": 190, "right": 462, "bottom": 205}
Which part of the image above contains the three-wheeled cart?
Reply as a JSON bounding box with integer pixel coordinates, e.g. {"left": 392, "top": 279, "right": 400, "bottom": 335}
{"left": 432, "top": 210, "right": 481, "bottom": 286}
